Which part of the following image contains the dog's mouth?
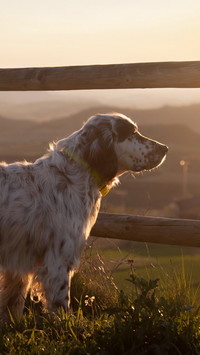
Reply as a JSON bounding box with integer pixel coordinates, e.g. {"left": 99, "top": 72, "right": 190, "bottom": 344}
{"left": 145, "top": 153, "right": 167, "bottom": 171}
{"left": 132, "top": 148, "right": 168, "bottom": 173}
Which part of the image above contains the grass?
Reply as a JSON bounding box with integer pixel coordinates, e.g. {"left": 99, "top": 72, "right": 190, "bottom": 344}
{"left": 92, "top": 239, "right": 200, "bottom": 295}
{"left": 1, "top": 247, "right": 200, "bottom": 354}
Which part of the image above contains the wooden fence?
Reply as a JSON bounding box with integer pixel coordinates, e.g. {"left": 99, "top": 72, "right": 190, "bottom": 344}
{"left": 1, "top": 60, "right": 200, "bottom": 248}
{"left": 91, "top": 213, "right": 200, "bottom": 248}
{"left": 1, "top": 61, "right": 200, "bottom": 90}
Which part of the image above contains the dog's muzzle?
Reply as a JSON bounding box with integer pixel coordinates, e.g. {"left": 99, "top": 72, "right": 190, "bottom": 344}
{"left": 146, "top": 143, "right": 168, "bottom": 170}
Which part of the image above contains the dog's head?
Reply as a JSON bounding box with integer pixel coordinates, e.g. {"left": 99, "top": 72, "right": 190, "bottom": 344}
{"left": 79, "top": 113, "right": 168, "bottom": 184}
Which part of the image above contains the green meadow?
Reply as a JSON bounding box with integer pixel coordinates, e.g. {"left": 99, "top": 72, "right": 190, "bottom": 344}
{"left": 97, "top": 242, "right": 200, "bottom": 290}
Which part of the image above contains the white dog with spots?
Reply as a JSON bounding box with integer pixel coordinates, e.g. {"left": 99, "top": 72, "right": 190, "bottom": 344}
{"left": 0, "top": 113, "right": 168, "bottom": 320}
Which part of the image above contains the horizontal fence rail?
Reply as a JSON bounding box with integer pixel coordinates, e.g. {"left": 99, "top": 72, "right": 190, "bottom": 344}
{"left": 1, "top": 61, "right": 200, "bottom": 91}
{"left": 91, "top": 213, "right": 200, "bottom": 248}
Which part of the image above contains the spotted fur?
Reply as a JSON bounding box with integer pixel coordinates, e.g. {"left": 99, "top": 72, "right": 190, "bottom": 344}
{"left": 0, "top": 113, "right": 168, "bottom": 320}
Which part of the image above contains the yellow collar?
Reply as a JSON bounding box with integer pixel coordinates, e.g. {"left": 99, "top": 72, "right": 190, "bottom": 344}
{"left": 63, "top": 148, "right": 110, "bottom": 197}
{"left": 99, "top": 184, "right": 110, "bottom": 197}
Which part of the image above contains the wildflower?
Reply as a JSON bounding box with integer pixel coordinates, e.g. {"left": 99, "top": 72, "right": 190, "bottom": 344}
{"left": 84, "top": 295, "right": 95, "bottom": 307}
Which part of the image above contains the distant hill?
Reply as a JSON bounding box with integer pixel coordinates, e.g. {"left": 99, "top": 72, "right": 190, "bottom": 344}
{"left": 140, "top": 123, "right": 200, "bottom": 151}
{"left": 0, "top": 92, "right": 200, "bottom": 131}
{"left": 0, "top": 110, "right": 200, "bottom": 168}
{"left": 0, "top": 92, "right": 100, "bottom": 122}
{"left": 25, "top": 103, "right": 200, "bottom": 141}
{"left": 1, "top": 107, "right": 200, "bottom": 148}
{"left": 0, "top": 116, "right": 36, "bottom": 143}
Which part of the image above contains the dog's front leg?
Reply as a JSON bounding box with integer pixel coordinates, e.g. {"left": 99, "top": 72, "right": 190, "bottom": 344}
{"left": 0, "top": 272, "right": 30, "bottom": 321}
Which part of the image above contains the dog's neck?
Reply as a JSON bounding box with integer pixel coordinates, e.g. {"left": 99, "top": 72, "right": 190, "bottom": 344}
{"left": 62, "top": 147, "right": 117, "bottom": 196}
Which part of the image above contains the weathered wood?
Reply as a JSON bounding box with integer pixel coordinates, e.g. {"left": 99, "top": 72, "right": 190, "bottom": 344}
{"left": 91, "top": 213, "right": 200, "bottom": 248}
{"left": 1, "top": 61, "right": 200, "bottom": 91}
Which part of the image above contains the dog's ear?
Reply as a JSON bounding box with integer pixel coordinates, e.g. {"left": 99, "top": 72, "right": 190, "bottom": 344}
{"left": 114, "top": 118, "right": 136, "bottom": 142}
{"left": 82, "top": 124, "right": 118, "bottom": 184}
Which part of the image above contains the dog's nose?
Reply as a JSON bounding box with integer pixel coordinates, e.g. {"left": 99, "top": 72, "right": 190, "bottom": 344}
{"left": 163, "top": 145, "right": 168, "bottom": 154}
{"left": 156, "top": 144, "right": 168, "bottom": 155}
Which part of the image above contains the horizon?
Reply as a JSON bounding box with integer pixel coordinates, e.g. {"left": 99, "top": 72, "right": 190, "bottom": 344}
{"left": 1, "top": 88, "right": 200, "bottom": 115}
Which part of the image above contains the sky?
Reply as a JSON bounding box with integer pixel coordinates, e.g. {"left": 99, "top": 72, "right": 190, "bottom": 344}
{"left": 1, "top": 0, "right": 200, "bottom": 108}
